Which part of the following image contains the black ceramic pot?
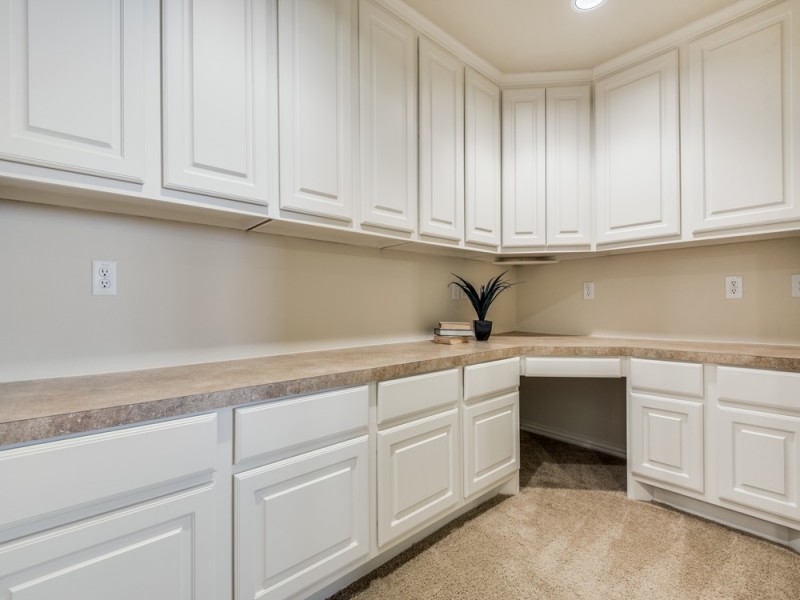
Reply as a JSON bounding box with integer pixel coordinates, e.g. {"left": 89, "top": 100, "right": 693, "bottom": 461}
{"left": 473, "top": 320, "right": 492, "bottom": 341}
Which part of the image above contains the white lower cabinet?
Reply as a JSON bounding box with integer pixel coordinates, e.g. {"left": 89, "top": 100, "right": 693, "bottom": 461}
{"left": 0, "top": 485, "right": 216, "bottom": 600}
{"left": 232, "top": 385, "right": 369, "bottom": 600}
{"left": 377, "top": 409, "right": 460, "bottom": 547}
{"left": 629, "top": 359, "right": 705, "bottom": 493}
{"left": 234, "top": 436, "right": 369, "bottom": 600}
{"left": 463, "top": 392, "right": 519, "bottom": 499}
{"left": 0, "top": 414, "right": 219, "bottom": 600}
{"left": 714, "top": 367, "right": 800, "bottom": 523}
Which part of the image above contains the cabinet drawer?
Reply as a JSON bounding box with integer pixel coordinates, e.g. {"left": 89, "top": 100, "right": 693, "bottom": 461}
{"left": 235, "top": 386, "right": 368, "bottom": 464}
{"left": 377, "top": 369, "right": 459, "bottom": 426}
{"left": 630, "top": 359, "right": 704, "bottom": 398}
{"left": 717, "top": 367, "right": 800, "bottom": 412}
{"left": 463, "top": 358, "right": 519, "bottom": 403}
{"left": 523, "top": 357, "right": 621, "bottom": 378}
{"left": 0, "top": 414, "right": 217, "bottom": 532}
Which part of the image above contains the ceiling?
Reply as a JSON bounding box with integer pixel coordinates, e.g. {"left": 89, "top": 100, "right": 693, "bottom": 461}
{"left": 401, "top": 0, "right": 741, "bottom": 72}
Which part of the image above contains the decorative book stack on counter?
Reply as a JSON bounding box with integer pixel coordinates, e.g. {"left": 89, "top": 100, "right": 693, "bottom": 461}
{"left": 432, "top": 321, "right": 474, "bottom": 344}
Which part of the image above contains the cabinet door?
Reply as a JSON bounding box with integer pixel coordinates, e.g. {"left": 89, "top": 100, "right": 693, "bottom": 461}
{"left": 358, "top": 0, "right": 417, "bottom": 233}
{"left": 235, "top": 436, "right": 369, "bottom": 600}
{"left": 0, "top": 0, "right": 146, "bottom": 182}
{"left": 595, "top": 50, "right": 680, "bottom": 245}
{"left": 465, "top": 68, "right": 501, "bottom": 248}
{"left": 545, "top": 85, "right": 591, "bottom": 247}
{"left": 377, "top": 409, "right": 459, "bottom": 547}
{"left": 501, "top": 87, "right": 547, "bottom": 249}
{"left": 686, "top": 3, "right": 800, "bottom": 233}
{"left": 278, "top": 0, "right": 356, "bottom": 221}
{"left": 463, "top": 391, "right": 519, "bottom": 499}
{"left": 630, "top": 393, "right": 704, "bottom": 493}
{"left": 716, "top": 407, "right": 800, "bottom": 522}
{"left": 0, "top": 485, "right": 216, "bottom": 600}
{"left": 162, "top": 0, "right": 278, "bottom": 205}
{"left": 418, "top": 36, "right": 464, "bottom": 242}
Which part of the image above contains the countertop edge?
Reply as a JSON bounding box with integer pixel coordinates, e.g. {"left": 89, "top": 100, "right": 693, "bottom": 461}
{"left": 1, "top": 335, "right": 798, "bottom": 448}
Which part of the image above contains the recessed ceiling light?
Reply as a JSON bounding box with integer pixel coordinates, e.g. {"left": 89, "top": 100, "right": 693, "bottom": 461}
{"left": 574, "top": 0, "right": 607, "bottom": 11}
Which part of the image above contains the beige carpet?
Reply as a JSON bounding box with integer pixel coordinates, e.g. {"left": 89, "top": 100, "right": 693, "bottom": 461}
{"left": 329, "top": 432, "right": 800, "bottom": 600}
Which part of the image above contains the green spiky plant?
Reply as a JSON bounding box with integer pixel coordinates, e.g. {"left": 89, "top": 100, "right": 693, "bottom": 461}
{"left": 449, "top": 271, "right": 518, "bottom": 321}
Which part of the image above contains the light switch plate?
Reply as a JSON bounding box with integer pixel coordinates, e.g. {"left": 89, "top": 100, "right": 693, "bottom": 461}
{"left": 792, "top": 274, "right": 800, "bottom": 298}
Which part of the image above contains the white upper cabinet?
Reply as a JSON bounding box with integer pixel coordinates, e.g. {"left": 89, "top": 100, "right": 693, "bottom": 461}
{"left": 359, "top": 0, "right": 417, "bottom": 234}
{"left": 418, "top": 36, "right": 464, "bottom": 243}
{"left": 162, "top": 0, "right": 278, "bottom": 206}
{"left": 465, "top": 68, "right": 502, "bottom": 248}
{"left": 501, "top": 87, "right": 547, "bottom": 249}
{"left": 0, "top": 0, "right": 147, "bottom": 182}
{"left": 545, "top": 85, "right": 592, "bottom": 248}
{"left": 595, "top": 50, "right": 680, "bottom": 245}
{"left": 686, "top": 1, "right": 800, "bottom": 234}
{"left": 278, "top": 0, "right": 356, "bottom": 222}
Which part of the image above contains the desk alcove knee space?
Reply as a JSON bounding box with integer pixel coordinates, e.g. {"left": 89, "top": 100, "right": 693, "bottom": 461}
{"left": 519, "top": 357, "right": 627, "bottom": 459}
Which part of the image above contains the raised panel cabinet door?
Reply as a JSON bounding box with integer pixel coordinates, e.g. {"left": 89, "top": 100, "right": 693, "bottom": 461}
{"left": 0, "top": 0, "right": 146, "bottom": 181}
{"left": 377, "top": 409, "right": 459, "bottom": 547}
{"left": 595, "top": 50, "right": 680, "bottom": 245}
{"left": 630, "top": 393, "right": 704, "bottom": 493}
{"left": 278, "top": 0, "right": 356, "bottom": 221}
{"left": 465, "top": 67, "right": 501, "bottom": 248}
{"left": 0, "top": 485, "right": 216, "bottom": 600}
{"left": 418, "top": 36, "right": 464, "bottom": 242}
{"left": 359, "top": 0, "right": 417, "bottom": 233}
{"left": 162, "top": 0, "right": 278, "bottom": 205}
{"left": 501, "top": 87, "right": 547, "bottom": 249}
{"left": 716, "top": 407, "right": 800, "bottom": 522}
{"left": 545, "top": 85, "right": 591, "bottom": 248}
{"left": 463, "top": 391, "right": 519, "bottom": 499}
{"left": 234, "top": 436, "right": 369, "bottom": 600}
{"left": 686, "top": 3, "right": 800, "bottom": 233}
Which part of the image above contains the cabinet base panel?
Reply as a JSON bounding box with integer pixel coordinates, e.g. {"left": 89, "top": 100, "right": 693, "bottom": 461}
{"left": 646, "top": 485, "right": 799, "bottom": 552}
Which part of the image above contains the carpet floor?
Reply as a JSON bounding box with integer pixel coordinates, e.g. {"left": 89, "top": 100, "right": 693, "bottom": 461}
{"left": 329, "top": 431, "right": 800, "bottom": 600}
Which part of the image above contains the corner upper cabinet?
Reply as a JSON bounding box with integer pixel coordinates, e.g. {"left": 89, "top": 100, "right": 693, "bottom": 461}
{"left": 358, "top": 0, "right": 417, "bottom": 234}
{"left": 685, "top": 1, "right": 800, "bottom": 235}
{"left": 545, "top": 85, "right": 592, "bottom": 248}
{"left": 277, "top": 0, "right": 357, "bottom": 223}
{"left": 162, "top": 0, "right": 278, "bottom": 206}
{"left": 501, "top": 87, "right": 547, "bottom": 249}
{"left": 0, "top": 0, "right": 147, "bottom": 182}
{"left": 594, "top": 50, "right": 680, "bottom": 246}
{"left": 418, "top": 37, "right": 464, "bottom": 243}
{"left": 465, "top": 68, "right": 501, "bottom": 248}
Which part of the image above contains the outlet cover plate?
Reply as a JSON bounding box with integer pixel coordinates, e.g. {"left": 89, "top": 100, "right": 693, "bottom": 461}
{"left": 93, "top": 260, "right": 117, "bottom": 296}
{"left": 725, "top": 275, "right": 742, "bottom": 299}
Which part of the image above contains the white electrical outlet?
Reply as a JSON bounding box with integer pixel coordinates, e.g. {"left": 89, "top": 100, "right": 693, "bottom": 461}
{"left": 583, "top": 282, "right": 594, "bottom": 300}
{"left": 93, "top": 260, "right": 117, "bottom": 296}
{"left": 725, "top": 275, "right": 742, "bottom": 299}
{"left": 792, "top": 274, "right": 800, "bottom": 298}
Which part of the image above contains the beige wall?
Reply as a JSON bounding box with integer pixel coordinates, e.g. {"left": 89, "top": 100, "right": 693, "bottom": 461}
{"left": 0, "top": 200, "right": 517, "bottom": 382}
{"left": 517, "top": 237, "right": 800, "bottom": 344}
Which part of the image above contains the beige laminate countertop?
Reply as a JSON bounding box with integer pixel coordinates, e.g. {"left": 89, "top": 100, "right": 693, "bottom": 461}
{"left": 1, "top": 334, "right": 799, "bottom": 448}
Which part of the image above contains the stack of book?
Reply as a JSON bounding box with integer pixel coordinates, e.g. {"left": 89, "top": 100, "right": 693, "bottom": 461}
{"left": 432, "top": 321, "right": 474, "bottom": 344}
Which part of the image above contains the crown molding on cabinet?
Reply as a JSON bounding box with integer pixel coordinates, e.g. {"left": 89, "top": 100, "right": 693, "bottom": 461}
{"left": 373, "top": 0, "right": 504, "bottom": 83}
{"left": 500, "top": 70, "right": 594, "bottom": 88}
{"left": 592, "top": 0, "right": 781, "bottom": 79}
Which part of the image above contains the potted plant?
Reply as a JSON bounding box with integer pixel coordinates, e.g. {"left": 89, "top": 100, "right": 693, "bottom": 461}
{"left": 449, "top": 271, "right": 517, "bottom": 341}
